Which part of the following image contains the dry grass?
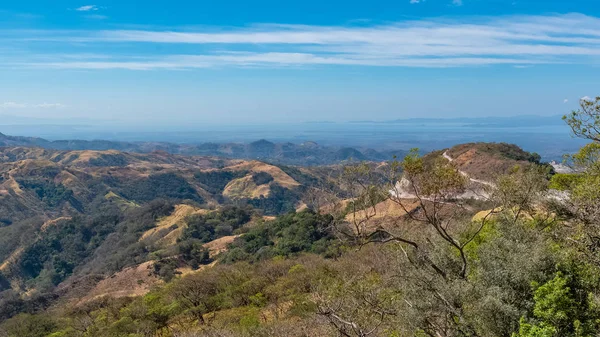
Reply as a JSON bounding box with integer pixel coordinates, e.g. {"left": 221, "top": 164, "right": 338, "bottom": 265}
{"left": 140, "top": 204, "right": 208, "bottom": 242}
{"left": 56, "top": 150, "right": 125, "bottom": 166}
{"left": 223, "top": 175, "right": 270, "bottom": 199}
{"left": 78, "top": 261, "right": 161, "bottom": 304}
{"left": 447, "top": 143, "right": 534, "bottom": 181}
{"left": 222, "top": 161, "right": 300, "bottom": 199}
{"left": 295, "top": 202, "right": 308, "bottom": 212}
{"left": 40, "top": 216, "right": 71, "bottom": 231}
{"left": 344, "top": 199, "right": 421, "bottom": 223}
{"left": 319, "top": 199, "right": 352, "bottom": 214}
{"left": 0, "top": 247, "right": 23, "bottom": 273}
{"left": 226, "top": 161, "right": 300, "bottom": 188}
{"left": 203, "top": 235, "right": 239, "bottom": 257}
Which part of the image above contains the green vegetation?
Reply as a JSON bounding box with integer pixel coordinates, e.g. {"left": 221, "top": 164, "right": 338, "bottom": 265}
{"left": 4, "top": 99, "right": 600, "bottom": 336}
{"left": 119, "top": 173, "right": 204, "bottom": 203}
{"left": 152, "top": 206, "right": 254, "bottom": 281}
{"left": 474, "top": 142, "right": 543, "bottom": 163}
{"left": 18, "top": 179, "right": 78, "bottom": 208}
{"left": 549, "top": 173, "right": 583, "bottom": 190}
{"left": 193, "top": 170, "right": 248, "bottom": 194}
{"left": 88, "top": 153, "right": 129, "bottom": 167}
{"left": 251, "top": 171, "right": 274, "bottom": 185}
{"left": 17, "top": 201, "right": 176, "bottom": 290}
{"left": 222, "top": 209, "right": 338, "bottom": 263}
{"left": 181, "top": 206, "right": 253, "bottom": 243}
{"left": 247, "top": 183, "right": 301, "bottom": 215}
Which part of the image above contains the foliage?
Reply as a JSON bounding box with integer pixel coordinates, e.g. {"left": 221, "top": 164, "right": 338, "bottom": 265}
{"left": 549, "top": 173, "right": 583, "bottom": 191}
{"left": 181, "top": 206, "right": 253, "bottom": 243}
{"left": 4, "top": 107, "right": 600, "bottom": 337}
{"left": 514, "top": 271, "right": 600, "bottom": 336}
{"left": 119, "top": 173, "right": 204, "bottom": 203}
{"left": 87, "top": 153, "right": 129, "bottom": 167}
{"left": 19, "top": 206, "right": 123, "bottom": 285}
{"left": 17, "top": 179, "right": 80, "bottom": 209}
{"left": 402, "top": 148, "right": 468, "bottom": 198}
{"left": 477, "top": 142, "right": 543, "bottom": 163}
{"left": 563, "top": 96, "right": 600, "bottom": 142}
{"left": 194, "top": 170, "right": 248, "bottom": 194}
{"left": 178, "top": 239, "right": 212, "bottom": 268}
{"left": 277, "top": 165, "right": 320, "bottom": 186}
{"left": 222, "top": 210, "right": 338, "bottom": 263}
{"left": 0, "top": 314, "right": 57, "bottom": 337}
{"left": 251, "top": 171, "right": 274, "bottom": 185}
{"left": 247, "top": 183, "right": 301, "bottom": 215}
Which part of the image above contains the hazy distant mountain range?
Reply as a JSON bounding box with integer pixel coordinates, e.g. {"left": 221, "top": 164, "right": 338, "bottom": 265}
{"left": 0, "top": 133, "right": 406, "bottom": 166}
{"left": 348, "top": 115, "right": 565, "bottom": 127}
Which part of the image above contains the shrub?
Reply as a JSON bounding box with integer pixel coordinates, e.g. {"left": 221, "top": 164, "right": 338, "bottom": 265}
{"left": 251, "top": 172, "right": 274, "bottom": 185}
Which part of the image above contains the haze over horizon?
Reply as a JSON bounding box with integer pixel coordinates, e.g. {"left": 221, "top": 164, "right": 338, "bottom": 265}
{"left": 1, "top": 0, "right": 599, "bottom": 127}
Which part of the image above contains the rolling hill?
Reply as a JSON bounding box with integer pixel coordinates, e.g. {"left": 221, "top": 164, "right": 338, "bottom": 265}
{"left": 0, "top": 140, "right": 554, "bottom": 333}
{"left": 0, "top": 133, "right": 406, "bottom": 166}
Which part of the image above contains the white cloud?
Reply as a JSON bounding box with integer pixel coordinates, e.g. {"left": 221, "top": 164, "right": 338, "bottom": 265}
{"left": 0, "top": 102, "right": 66, "bottom": 109}
{"left": 452, "top": 0, "right": 463, "bottom": 6}
{"left": 18, "top": 54, "right": 553, "bottom": 71}
{"left": 581, "top": 96, "right": 592, "bottom": 101}
{"left": 5, "top": 13, "right": 600, "bottom": 70}
{"left": 75, "top": 5, "right": 98, "bottom": 12}
{"left": 35, "top": 103, "right": 66, "bottom": 108}
{"left": 0, "top": 102, "right": 27, "bottom": 109}
{"left": 564, "top": 99, "right": 569, "bottom": 103}
{"left": 410, "top": 0, "right": 423, "bottom": 4}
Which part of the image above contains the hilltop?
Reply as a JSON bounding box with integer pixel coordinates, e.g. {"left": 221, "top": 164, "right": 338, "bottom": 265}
{"left": 443, "top": 142, "right": 545, "bottom": 180}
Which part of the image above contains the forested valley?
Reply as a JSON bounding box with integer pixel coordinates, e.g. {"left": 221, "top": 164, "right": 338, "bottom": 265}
{"left": 1, "top": 98, "right": 600, "bottom": 337}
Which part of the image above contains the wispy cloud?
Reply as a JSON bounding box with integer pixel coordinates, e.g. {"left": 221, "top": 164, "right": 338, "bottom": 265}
{"left": 452, "top": 0, "right": 463, "bottom": 6}
{"left": 86, "top": 14, "right": 108, "bottom": 20}
{"left": 410, "top": 0, "right": 424, "bottom": 4}
{"left": 563, "top": 99, "right": 569, "bottom": 103}
{"left": 3, "top": 13, "right": 600, "bottom": 70}
{"left": 75, "top": 5, "right": 98, "bottom": 12}
{"left": 0, "top": 102, "right": 66, "bottom": 109}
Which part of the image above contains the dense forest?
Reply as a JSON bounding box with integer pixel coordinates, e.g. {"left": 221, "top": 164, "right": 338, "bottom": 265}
{"left": 1, "top": 97, "right": 600, "bottom": 337}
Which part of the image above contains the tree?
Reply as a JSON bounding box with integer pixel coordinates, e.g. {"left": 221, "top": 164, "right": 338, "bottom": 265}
{"left": 563, "top": 96, "right": 600, "bottom": 142}
{"left": 514, "top": 272, "right": 600, "bottom": 337}
{"left": 559, "top": 96, "right": 600, "bottom": 266}
{"left": 169, "top": 270, "right": 221, "bottom": 324}
{"left": 323, "top": 151, "right": 497, "bottom": 336}
{"left": 0, "top": 314, "right": 56, "bottom": 337}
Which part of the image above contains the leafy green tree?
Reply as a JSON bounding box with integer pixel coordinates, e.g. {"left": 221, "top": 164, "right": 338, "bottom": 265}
{"left": 0, "top": 314, "right": 57, "bottom": 337}
{"left": 559, "top": 100, "right": 600, "bottom": 265}
{"left": 251, "top": 171, "right": 274, "bottom": 185}
{"left": 181, "top": 206, "right": 252, "bottom": 243}
{"left": 178, "top": 238, "right": 212, "bottom": 269}
{"left": 169, "top": 269, "right": 221, "bottom": 324}
{"left": 221, "top": 210, "right": 336, "bottom": 263}
{"left": 514, "top": 273, "right": 599, "bottom": 337}
{"left": 563, "top": 96, "right": 600, "bottom": 142}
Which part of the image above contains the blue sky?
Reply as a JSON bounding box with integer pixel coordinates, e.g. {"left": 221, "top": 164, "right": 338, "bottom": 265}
{"left": 0, "top": 0, "right": 599, "bottom": 126}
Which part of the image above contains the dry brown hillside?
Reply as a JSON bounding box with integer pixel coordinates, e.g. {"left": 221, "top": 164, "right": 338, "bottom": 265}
{"left": 0, "top": 147, "right": 314, "bottom": 224}
{"left": 444, "top": 142, "right": 542, "bottom": 180}
{"left": 0, "top": 146, "right": 330, "bottom": 299}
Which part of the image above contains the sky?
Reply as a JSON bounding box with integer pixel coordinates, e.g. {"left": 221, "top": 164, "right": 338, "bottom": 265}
{"left": 0, "top": 0, "right": 599, "bottom": 127}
